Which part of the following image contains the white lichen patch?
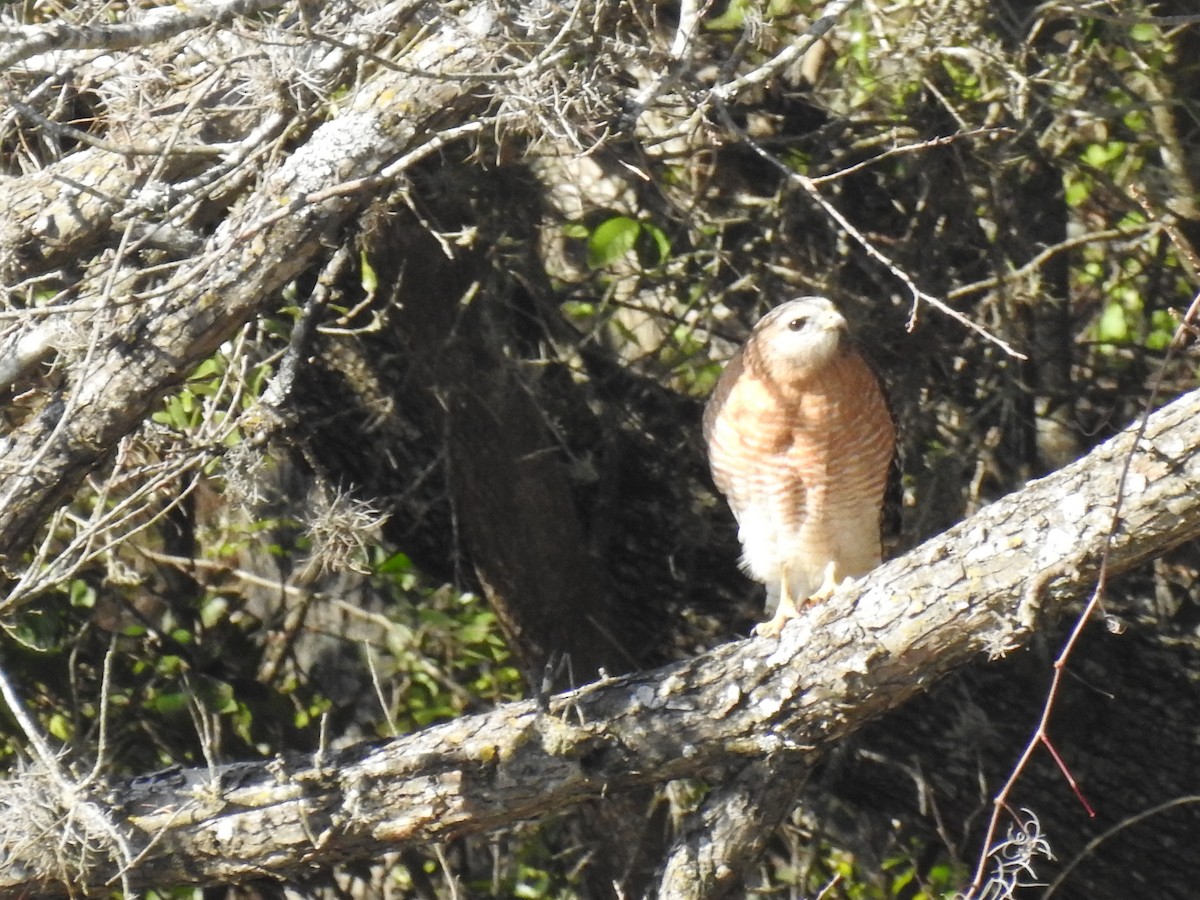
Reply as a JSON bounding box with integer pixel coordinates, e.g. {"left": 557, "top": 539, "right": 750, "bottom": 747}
{"left": 1125, "top": 469, "right": 1148, "bottom": 495}
{"left": 211, "top": 813, "right": 239, "bottom": 846}
{"left": 633, "top": 684, "right": 657, "bottom": 710}
{"left": 778, "top": 667, "right": 802, "bottom": 695}
{"left": 715, "top": 681, "right": 743, "bottom": 713}
{"left": 665, "top": 696, "right": 699, "bottom": 712}
{"left": 1038, "top": 525, "right": 1075, "bottom": 565}
{"left": 962, "top": 526, "right": 997, "bottom": 565}
{"left": 840, "top": 648, "right": 873, "bottom": 676}
{"left": 763, "top": 617, "right": 815, "bottom": 666}
{"left": 751, "top": 690, "right": 785, "bottom": 719}
{"left": 853, "top": 588, "right": 908, "bottom": 629}
{"left": 1157, "top": 432, "right": 1188, "bottom": 460}
{"left": 1058, "top": 491, "right": 1088, "bottom": 522}
{"left": 658, "top": 672, "right": 685, "bottom": 699}
{"left": 273, "top": 111, "right": 386, "bottom": 197}
{"left": 784, "top": 613, "right": 815, "bottom": 647}
{"left": 766, "top": 634, "right": 804, "bottom": 668}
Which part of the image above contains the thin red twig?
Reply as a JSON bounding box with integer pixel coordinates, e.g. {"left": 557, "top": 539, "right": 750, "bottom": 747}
{"left": 966, "top": 284, "right": 1200, "bottom": 895}
{"left": 1040, "top": 734, "right": 1095, "bottom": 819}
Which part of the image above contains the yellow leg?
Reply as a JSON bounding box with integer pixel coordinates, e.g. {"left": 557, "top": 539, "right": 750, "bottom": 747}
{"left": 754, "top": 569, "right": 802, "bottom": 638}
{"left": 753, "top": 560, "right": 842, "bottom": 638}
{"left": 811, "top": 559, "right": 840, "bottom": 601}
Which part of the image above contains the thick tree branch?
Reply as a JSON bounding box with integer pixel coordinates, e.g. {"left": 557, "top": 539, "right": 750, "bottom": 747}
{"left": 656, "top": 754, "right": 811, "bottom": 899}
{"left": 0, "top": 0, "right": 286, "bottom": 71}
{"left": 0, "top": 2, "right": 498, "bottom": 595}
{"left": 3, "top": 387, "right": 1199, "bottom": 896}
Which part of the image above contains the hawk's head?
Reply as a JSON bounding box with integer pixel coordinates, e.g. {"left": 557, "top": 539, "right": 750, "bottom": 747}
{"left": 748, "top": 296, "right": 848, "bottom": 384}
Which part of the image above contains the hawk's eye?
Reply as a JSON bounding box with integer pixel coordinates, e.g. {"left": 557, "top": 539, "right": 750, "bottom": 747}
{"left": 787, "top": 316, "right": 810, "bottom": 332}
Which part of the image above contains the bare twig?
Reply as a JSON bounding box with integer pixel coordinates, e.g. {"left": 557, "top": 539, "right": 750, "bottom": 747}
{"left": 1044, "top": 5, "right": 1200, "bottom": 26}
{"left": 946, "top": 226, "right": 1150, "bottom": 302}
{"left": 671, "top": 0, "right": 709, "bottom": 60}
{"left": 232, "top": 117, "right": 495, "bottom": 245}
{"left": 712, "top": 0, "right": 858, "bottom": 100}
{"left": 1043, "top": 795, "right": 1200, "bottom": 897}
{"left": 0, "top": 319, "right": 66, "bottom": 388}
{"left": 0, "top": 0, "right": 287, "bottom": 71}
{"left": 715, "top": 102, "right": 1028, "bottom": 359}
{"left": 0, "top": 662, "right": 137, "bottom": 895}
{"left": 808, "top": 127, "right": 1015, "bottom": 187}
{"left": 3, "top": 93, "right": 224, "bottom": 158}
{"left": 965, "top": 286, "right": 1200, "bottom": 896}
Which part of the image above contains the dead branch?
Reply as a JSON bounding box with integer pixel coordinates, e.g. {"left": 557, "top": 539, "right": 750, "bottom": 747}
{"left": 0, "top": 0, "right": 287, "bottom": 71}
{"left": 0, "top": 1, "right": 498, "bottom": 599}
{"left": 1, "top": 385, "right": 1197, "bottom": 896}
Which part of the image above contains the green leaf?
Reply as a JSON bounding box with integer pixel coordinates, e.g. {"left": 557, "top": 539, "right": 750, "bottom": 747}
{"left": 635, "top": 221, "right": 671, "bottom": 268}
{"left": 1147, "top": 309, "right": 1176, "bottom": 351}
{"left": 587, "top": 216, "right": 641, "bottom": 269}
{"left": 1083, "top": 140, "right": 1126, "bottom": 169}
{"left": 68, "top": 578, "right": 95, "bottom": 609}
{"left": 48, "top": 713, "right": 72, "bottom": 742}
{"left": 1064, "top": 174, "right": 1092, "bottom": 207}
{"left": 150, "top": 692, "right": 189, "bottom": 715}
{"left": 377, "top": 551, "right": 413, "bottom": 575}
{"left": 191, "top": 357, "right": 222, "bottom": 382}
{"left": 1097, "top": 302, "right": 1129, "bottom": 343}
{"left": 200, "top": 678, "right": 237, "bottom": 714}
{"left": 152, "top": 396, "right": 185, "bottom": 430}
{"left": 359, "top": 249, "right": 378, "bottom": 297}
{"left": 561, "top": 300, "right": 596, "bottom": 319}
{"left": 705, "top": 0, "right": 752, "bottom": 31}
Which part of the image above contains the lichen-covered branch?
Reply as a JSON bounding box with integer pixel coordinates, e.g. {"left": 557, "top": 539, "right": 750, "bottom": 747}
{"left": 0, "top": 0, "right": 299, "bottom": 71}
{"left": 0, "top": 1, "right": 498, "bottom": 597}
{"left": 3, "top": 387, "right": 1198, "bottom": 896}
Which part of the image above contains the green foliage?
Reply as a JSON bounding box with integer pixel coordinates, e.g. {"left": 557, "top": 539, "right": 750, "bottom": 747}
{"left": 1074, "top": 225, "right": 1183, "bottom": 354}
{"left": 0, "top": 523, "right": 522, "bottom": 780}
{"left": 368, "top": 551, "right": 523, "bottom": 734}
{"left": 662, "top": 322, "right": 726, "bottom": 397}
{"left": 2, "top": 0, "right": 1197, "bottom": 894}
{"left": 829, "top": 5, "right": 925, "bottom": 111}
{"left": 706, "top": 0, "right": 761, "bottom": 32}
{"left": 939, "top": 58, "right": 982, "bottom": 104}
{"left": 764, "top": 837, "right": 963, "bottom": 899}
{"left": 359, "top": 248, "right": 379, "bottom": 297}
{"left": 151, "top": 347, "right": 271, "bottom": 444}
{"left": 460, "top": 821, "right": 588, "bottom": 899}
{"left": 583, "top": 214, "right": 671, "bottom": 270}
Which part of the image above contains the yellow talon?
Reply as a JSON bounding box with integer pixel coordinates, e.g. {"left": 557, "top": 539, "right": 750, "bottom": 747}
{"left": 810, "top": 560, "right": 840, "bottom": 601}
{"left": 754, "top": 561, "right": 848, "bottom": 638}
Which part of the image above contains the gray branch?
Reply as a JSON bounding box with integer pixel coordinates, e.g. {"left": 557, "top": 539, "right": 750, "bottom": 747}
{"left": 0, "top": 0, "right": 287, "bottom": 71}
{"left": 0, "top": 0, "right": 496, "bottom": 583}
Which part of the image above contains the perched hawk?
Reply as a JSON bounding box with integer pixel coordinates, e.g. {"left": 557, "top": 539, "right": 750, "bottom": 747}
{"left": 703, "top": 297, "right": 895, "bottom": 636}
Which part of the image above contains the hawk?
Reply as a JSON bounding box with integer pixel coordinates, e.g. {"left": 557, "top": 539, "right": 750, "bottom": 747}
{"left": 703, "top": 297, "right": 895, "bottom": 637}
